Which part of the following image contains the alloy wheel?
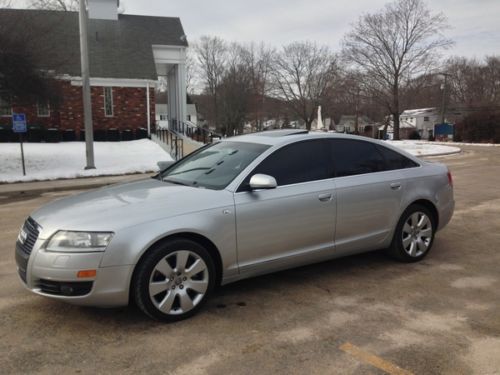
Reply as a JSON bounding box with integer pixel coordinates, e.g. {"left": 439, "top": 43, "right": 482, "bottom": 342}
{"left": 401, "top": 211, "right": 433, "bottom": 257}
{"left": 148, "top": 250, "right": 209, "bottom": 315}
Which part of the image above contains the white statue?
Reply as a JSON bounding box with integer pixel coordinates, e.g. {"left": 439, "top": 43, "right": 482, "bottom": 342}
{"left": 317, "top": 105, "right": 324, "bottom": 130}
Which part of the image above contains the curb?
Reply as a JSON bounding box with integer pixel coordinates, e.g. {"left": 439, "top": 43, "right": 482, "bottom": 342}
{"left": 0, "top": 174, "right": 152, "bottom": 197}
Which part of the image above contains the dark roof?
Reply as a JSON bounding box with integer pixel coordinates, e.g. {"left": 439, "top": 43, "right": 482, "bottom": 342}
{"left": 0, "top": 8, "right": 188, "bottom": 80}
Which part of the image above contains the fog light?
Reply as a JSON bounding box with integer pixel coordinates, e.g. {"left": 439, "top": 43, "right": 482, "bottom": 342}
{"left": 77, "top": 269, "right": 97, "bottom": 278}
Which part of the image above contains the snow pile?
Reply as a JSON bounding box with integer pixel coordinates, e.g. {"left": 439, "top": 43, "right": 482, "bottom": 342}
{"left": 387, "top": 140, "right": 461, "bottom": 157}
{"left": 0, "top": 140, "right": 173, "bottom": 183}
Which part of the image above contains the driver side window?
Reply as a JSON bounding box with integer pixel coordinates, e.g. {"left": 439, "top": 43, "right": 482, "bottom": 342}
{"left": 238, "top": 139, "right": 332, "bottom": 191}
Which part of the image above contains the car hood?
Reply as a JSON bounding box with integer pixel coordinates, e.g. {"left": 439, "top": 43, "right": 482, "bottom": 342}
{"left": 31, "top": 178, "right": 232, "bottom": 238}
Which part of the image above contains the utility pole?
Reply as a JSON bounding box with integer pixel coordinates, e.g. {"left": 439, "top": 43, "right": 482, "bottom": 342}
{"left": 79, "top": 0, "right": 95, "bottom": 169}
{"left": 440, "top": 73, "right": 450, "bottom": 125}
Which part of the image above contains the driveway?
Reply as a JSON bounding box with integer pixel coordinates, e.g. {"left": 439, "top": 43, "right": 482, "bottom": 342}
{"left": 1, "top": 145, "right": 499, "bottom": 374}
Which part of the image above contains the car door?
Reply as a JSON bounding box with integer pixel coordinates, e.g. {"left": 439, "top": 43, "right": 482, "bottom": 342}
{"left": 234, "top": 139, "right": 336, "bottom": 276}
{"left": 329, "top": 139, "right": 404, "bottom": 254}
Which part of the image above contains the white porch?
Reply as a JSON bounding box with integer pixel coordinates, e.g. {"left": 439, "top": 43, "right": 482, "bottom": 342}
{"left": 153, "top": 45, "right": 187, "bottom": 130}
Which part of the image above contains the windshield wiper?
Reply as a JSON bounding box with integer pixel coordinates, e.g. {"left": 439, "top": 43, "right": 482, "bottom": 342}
{"left": 169, "top": 167, "right": 211, "bottom": 176}
{"left": 162, "top": 178, "right": 190, "bottom": 186}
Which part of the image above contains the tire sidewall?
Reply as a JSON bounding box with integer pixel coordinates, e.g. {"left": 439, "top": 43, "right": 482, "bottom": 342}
{"left": 392, "top": 204, "right": 436, "bottom": 262}
{"left": 133, "top": 239, "right": 216, "bottom": 322}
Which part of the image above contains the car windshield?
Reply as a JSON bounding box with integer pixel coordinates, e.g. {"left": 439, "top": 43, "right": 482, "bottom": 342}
{"left": 159, "top": 141, "right": 270, "bottom": 190}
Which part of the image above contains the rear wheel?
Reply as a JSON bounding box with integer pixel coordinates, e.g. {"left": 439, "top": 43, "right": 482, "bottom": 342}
{"left": 388, "top": 204, "right": 436, "bottom": 262}
{"left": 133, "top": 239, "right": 215, "bottom": 322}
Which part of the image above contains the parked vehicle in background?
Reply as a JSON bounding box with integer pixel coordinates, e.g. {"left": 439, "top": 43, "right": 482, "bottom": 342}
{"left": 15, "top": 130, "right": 454, "bottom": 321}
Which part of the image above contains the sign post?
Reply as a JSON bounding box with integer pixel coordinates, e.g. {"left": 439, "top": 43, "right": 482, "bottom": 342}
{"left": 12, "top": 113, "right": 27, "bottom": 176}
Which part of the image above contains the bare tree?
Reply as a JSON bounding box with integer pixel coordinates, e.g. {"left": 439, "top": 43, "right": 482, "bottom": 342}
{"left": 446, "top": 56, "right": 500, "bottom": 107}
{"left": 342, "top": 0, "right": 453, "bottom": 139}
{"left": 0, "top": 0, "right": 11, "bottom": 8}
{"left": 218, "top": 44, "right": 253, "bottom": 135}
{"left": 194, "top": 36, "right": 227, "bottom": 129}
{"left": 271, "top": 41, "right": 339, "bottom": 130}
{"left": 29, "top": 0, "right": 78, "bottom": 11}
{"left": 239, "top": 42, "right": 275, "bottom": 131}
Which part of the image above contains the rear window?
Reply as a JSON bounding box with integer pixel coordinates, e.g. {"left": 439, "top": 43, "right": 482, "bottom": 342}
{"left": 376, "top": 145, "right": 419, "bottom": 170}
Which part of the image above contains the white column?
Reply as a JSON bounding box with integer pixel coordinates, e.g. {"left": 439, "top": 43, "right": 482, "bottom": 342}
{"left": 146, "top": 81, "right": 151, "bottom": 136}
{"left": 167, "top": 68, "right": 177, "bottom": 130}
{"left": 176, "top": 62, "right": 187, "bottom": 124}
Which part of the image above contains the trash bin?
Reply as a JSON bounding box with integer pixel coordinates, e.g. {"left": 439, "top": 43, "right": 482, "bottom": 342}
{"left": 0, "top": 125, "right": 12, "bottom": 142}
{"left": 94, "top": 129, "right": 107, "bottom": 141}
{"left": 121, "top": 128, "right": 133, "bottom": 141}
{"left": 136, "top": 127, "right": 148, "bottom": 139}
{"left": 107, "top": 128, "right": 120, "bottom": 141}
{"left": 62, "top": 129, "right": 76, "bottom": 141}
{"left": 45, "top": 128, "right": 61, "bottom": 143}
{"left": 28, "top": 125, "right": 44, "bottom": 142}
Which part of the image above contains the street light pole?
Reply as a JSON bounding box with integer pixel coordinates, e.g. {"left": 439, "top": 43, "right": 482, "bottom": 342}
{"left": 440, "top": 73, "right": 450, "bottom": 125}
{"left": 79, "top": 0, "right": 95, "bottom": 169}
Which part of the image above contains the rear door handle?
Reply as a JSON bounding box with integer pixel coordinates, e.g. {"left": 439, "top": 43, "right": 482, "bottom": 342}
{"left": 390, "top": 182, "right": 402, "bottom": 190}
{"left": 318, "top": 193, "right": 333, "bottom": 202}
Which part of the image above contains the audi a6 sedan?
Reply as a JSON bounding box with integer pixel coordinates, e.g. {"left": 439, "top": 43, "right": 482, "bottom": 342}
{"left": 15, "top": 130, "right": 454, "bottom": 321}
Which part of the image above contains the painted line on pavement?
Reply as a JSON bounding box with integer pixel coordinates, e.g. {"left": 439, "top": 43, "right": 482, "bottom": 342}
{"left": 340, "top": 342, "right": 414, "bottom": 375}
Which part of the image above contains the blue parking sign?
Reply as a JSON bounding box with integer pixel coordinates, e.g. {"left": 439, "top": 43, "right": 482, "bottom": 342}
{"left": 12, "top": 113, "right": 27, "bottom": 133}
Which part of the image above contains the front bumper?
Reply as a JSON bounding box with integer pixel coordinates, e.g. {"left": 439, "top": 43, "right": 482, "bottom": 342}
{"left": 16, "top": 239, "right": 133, "bottom": 307}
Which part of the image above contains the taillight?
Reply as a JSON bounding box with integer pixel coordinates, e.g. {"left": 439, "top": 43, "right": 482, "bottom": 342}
{"left": 447, "top": 170, "right": 453, "bottom": 187}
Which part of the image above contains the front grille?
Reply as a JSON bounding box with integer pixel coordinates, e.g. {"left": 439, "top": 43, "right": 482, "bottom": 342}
{"left": 15, "top": 217, "right": 41, "bottom": 283}
{"left": 37, "top": 279, "right": 93, "bottom": 296}
{"left": 18, "top": 217, "right": 40, "bottom": 256}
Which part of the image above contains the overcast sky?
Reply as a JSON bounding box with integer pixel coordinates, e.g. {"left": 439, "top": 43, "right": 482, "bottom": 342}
{"left": 10, "top": 0, "right": 500, "bottom": 59}
{"left": 120, "top": 0, "right": 499, "bottom": 59}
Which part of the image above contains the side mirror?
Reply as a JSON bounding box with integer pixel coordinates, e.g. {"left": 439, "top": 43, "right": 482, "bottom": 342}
{"left": 249, "top": 174, "right": 277, "bottom": 190}
{"left": 157, "top": 160, "right": 174, "bottom": 171}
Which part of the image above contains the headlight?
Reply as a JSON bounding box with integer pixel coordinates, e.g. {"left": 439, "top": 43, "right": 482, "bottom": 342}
{"left": 45, "top": 231, "right": 114, "bottom": 253}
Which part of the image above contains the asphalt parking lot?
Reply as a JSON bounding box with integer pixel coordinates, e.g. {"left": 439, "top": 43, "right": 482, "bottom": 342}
{"left": 1, "top": 145, "right": 499, "bottom": 375}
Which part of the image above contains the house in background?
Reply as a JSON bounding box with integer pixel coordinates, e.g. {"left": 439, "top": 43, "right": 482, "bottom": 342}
{"left": 335, "top": 115, "right": 374, "bottom": 133}
{"left": 156, "top": 103, "right": 197, "bottom": 126}
{"left": 0, "top": 0, "right": 188, "bottom": 140}
{"left": 399, "top": 108, "right": 440, "bottom": 139}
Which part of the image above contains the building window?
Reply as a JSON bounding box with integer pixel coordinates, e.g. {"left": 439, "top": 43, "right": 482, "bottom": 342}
{"left": 37, "top": 100, "right": 50, "bottom": 117}
{"left": 187, "top": 115, "right": 191, "bottom": 121}
{"left": 423, "top": 116, "right": 429, "bottom": 122}
{"left": 0, "top": 97, "right": 12, "bottom": 116}
{"left": 104, "top": 87, "right": 114, "bottom": 117}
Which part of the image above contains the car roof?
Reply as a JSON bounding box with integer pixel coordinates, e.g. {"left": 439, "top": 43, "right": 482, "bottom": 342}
{"left": 222, "top": 130, "right": 421, "bottom": 162}
{"left": 224, "top": 130, "right": 371, "bottom": 146}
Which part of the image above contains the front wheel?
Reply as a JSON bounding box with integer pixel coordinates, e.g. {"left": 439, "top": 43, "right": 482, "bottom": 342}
{"left": 133, "top": 239, "right": 215, "bottom": 322}
{"left": 388, "top": 204, "right": 436, "bottom": 262}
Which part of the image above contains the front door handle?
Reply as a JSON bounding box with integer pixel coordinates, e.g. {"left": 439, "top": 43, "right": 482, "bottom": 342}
{"left": 390, "top": 182, "right": 402, "bottom": 190}
{"left": 318, "top": 193, "right": 333, "bottom": 202}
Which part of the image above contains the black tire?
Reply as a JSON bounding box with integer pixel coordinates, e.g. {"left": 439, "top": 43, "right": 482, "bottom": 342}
{"left": 388, "top": 204, "right": 436, "bottom": 262}
{"left": 133, "top": 238, "right": 216, "bottom": 322}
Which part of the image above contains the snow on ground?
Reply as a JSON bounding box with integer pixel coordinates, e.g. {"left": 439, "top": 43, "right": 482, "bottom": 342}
{"left": 387, "top": 140, "right": 461, "bottom": 157}
{"left": 0, "top": 140, "right": 173, "bottom": 183}
{"left": 0, "top": 138, "right": 468, "bottom": 184}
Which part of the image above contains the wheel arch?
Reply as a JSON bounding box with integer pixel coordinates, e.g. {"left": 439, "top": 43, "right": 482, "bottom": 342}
{"left": 129, "top": 232, "right": 224, "bottom": 303}
{"left": 407, "top": 199, "right": 439, "bottom": 229}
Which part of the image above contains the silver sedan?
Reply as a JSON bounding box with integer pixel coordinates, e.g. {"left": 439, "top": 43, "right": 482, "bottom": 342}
{"left": 15, "top": 130, "right": 454, "bottom": 321}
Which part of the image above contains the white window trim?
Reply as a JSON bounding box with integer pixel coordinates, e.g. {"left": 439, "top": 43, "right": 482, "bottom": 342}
{"left": 37, "top": 101, "right": 50, "bottom": 117}
{"left": 104, "top": 87, "right": 114, "bottom": 117}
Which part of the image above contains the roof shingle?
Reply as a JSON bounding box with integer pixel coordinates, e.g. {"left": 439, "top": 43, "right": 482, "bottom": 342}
{"left": 0, "top": 9, "right": 188, "bottom": 80}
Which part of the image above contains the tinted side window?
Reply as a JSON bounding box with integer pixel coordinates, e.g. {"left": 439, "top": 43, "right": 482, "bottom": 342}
{"left": 242, "top": 140, "right": 331, "bottom": 188}
{"left": 329, "top": 139, "right": 385, "bottom": 177}
{"left": 376, "top": 145, "right": 419, "bottom": 170}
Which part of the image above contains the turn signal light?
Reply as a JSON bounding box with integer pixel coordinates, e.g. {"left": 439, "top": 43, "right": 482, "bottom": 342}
{"left": 77, "top": 269, "right": 97, "bottom": 278}
{"left": 447, "top": 170, "right": 453, "bottom": 187}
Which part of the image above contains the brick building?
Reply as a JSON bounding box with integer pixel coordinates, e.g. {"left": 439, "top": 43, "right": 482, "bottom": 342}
{"left": 0, "top": 1, "right": 188, "bottom": 140}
